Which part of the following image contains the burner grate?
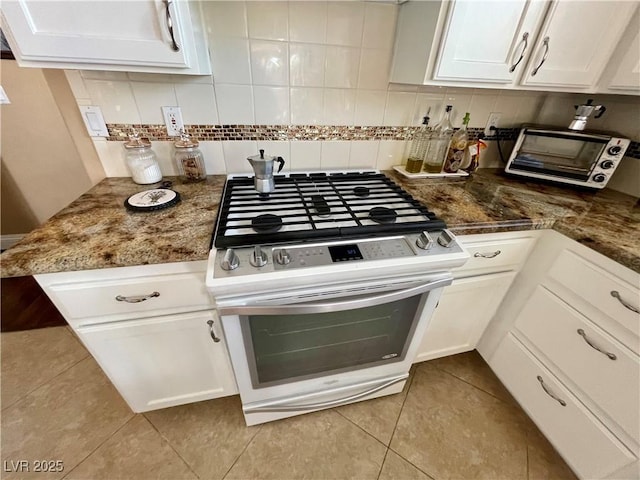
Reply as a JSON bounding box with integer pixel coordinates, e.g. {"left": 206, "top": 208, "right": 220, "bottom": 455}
{"left": 212, "top": 172, "right": 445, "bottom": 248}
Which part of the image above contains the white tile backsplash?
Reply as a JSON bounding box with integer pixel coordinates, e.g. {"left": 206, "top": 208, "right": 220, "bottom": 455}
{"left": 85, "top": 80, "right": 140, "bottom": 124}
{"left": 324, "top": 46, "right": 360, "bottom": 88}
{"left": 131, "top": 82, "right": 177, "bottom": 124}
{"left": 253, "top": 86, "right": 290, "bottom": 124}
{"left": 203, "top": 1, "right": 248, "bottom": 38}
{"left": 290, "top": 88, "right": 324, "bottom": 125}
{"left": 289, "top": 2, "right": 327, "bottom": 44}
{"left": 215, "top": 84, "right": 255, "bottom": 124}
{"left": 247, "top": 1, "right": 288, "bottom": 41}
{"left": 222, "top": 140, "right": 259, "bottom": 173}
{"left": 355, "top": 90, "right": 386, "bottom": 126}
{"left": 362, "top": 3, "right": 397, "bottom": 49}
{"left": 326, "top": 2, "right": 365, "bottom": 47}
{"left": 210, "top": 37, "right": 252, "bottom": 84}
{"left": 290, "top": 43, "right": 326, "bottom": 87}
{"left": 349, "top": 141, "right": 379, "bottom": 168}
{"left": 290, "top": 141, "right": 322, "bottom": 170}
{"left": 323, "top": 89, "right": 355, "bottom": 125}
{"left": 174, "top": 83, "right": 218, "bottom": 125}
{"left": 64, "top": 70, "right": 90, "bottom": 100}
{"left": 358, "top": 49, "right": 392, "bottom": 90}
{"left": 377, "top": 140, "right": 406, "bottom": 169}
{"left": 320, "top": 141, "right": 351, "bottom": 169}
{"left": 383, "top": 92, "right": 417, "bottom": 126}
{"left": 92, "top": 139, "right": 128, "bottom": 177}
{"left": 250, "top": 40, "right": 289, "bottom": 86}
{"left": 199, "top": 142, "right": 227, "bottom": 174}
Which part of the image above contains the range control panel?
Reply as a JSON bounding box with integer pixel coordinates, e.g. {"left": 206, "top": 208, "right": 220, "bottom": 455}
{"left": 214, "top": 230, "right": 464, "bottom": 277}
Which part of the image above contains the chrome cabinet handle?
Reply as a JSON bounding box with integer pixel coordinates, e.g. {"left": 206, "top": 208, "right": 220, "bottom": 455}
{"left": 537, "top": 376, "right": 566, "bottom": 406}
{"left": 115, "top": 291, "right": 160, "bottom": 303}
{"left": 577, "top": 329, "right": 617, "bottom": 360}
{"left": 531, "top": 37, "right": 549, "bottom": 76}
{"left": 509, "top": 32, "right": 529, "bottom": 73}
{"left": 244, "top": 374, "right": 408, "bottom": 413}
{"left": 163, "top": 0, "right": 180, "bottom": 52}
{"left": 474, "top": 250, "right": 501, "bottom": 258}
{"left": 611, "top": 291, "right": 639, "bottom": 314}
{"left": 206, "top": 320, "right": 221, "bottom": 343}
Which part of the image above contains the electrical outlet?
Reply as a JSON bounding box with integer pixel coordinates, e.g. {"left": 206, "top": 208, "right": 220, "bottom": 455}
{"left": 484, "top": 112, "right": 502, "bottom": 137}
{"left": 162, "top": 106, "right": 184, "bottom": 136}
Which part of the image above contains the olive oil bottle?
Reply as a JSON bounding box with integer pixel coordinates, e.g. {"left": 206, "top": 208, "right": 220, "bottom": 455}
{"left": 405, "top": 114, "right": 431, "bottom": 173}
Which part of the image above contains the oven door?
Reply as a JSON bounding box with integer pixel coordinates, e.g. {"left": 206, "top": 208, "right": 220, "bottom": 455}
{"left": 217, "top": 273, "right": 451, "bottom": 422}
{"left": 507, "top": 129, "right": 608, "bottom": 181}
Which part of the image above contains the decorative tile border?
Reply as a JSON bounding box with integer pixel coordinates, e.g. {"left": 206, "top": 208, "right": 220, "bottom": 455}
{"left": 105, "top": 124, "right": 640, "bottom": 159}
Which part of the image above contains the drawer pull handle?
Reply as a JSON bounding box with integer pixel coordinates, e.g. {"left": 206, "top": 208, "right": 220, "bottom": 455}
{"left": 610, "top": 291, "right": 639, "bottom": 314}
{"left": 474, "top": 250, "right": 501, "bottom": 258}
{"left": 577, "top": 329, "right": 617, "bottom": 360}
{"left": 207, "top": 320, "right": 221, "bottom": 343}
{"left": 115, "top": 291, "right": 160, "bottom": 303}
{"left": 537, "top": 376, "right": 566, "bottom": 406}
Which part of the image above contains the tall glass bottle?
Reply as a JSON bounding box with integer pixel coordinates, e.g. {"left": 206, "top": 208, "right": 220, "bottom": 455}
{"left": 405, "top": 114, "right": 431, "bottom": 173}
{"left": 423, "top": 105, "right": 453, "bottom": 173}
{"left": 444, "top": 112, "right": 470, "bottom": 173}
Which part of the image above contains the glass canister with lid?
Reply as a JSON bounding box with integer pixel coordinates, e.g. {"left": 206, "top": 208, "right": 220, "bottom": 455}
{"left": 123, "top": 132, "right": 163, "bottom": 184}
{"left": 174, "top": 131, "right": 206, "bottom": 182}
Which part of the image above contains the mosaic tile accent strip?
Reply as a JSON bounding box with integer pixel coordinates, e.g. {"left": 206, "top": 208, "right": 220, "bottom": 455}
{"left": 105, "top": 124, "right": 640, "bottom": 160}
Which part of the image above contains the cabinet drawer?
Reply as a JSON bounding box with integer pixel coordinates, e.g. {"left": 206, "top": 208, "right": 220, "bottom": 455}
{"left": 456, "top": 235, "right": 536, "bottom": 275}
{"left": 547, "top": 250, "right": 639, "bottom": 339}
{"left": 491, "top": 334, "right": 636, "bottom": 479}
{"left": 515, "top": 286, "right": 640, "bottom": 445}
{"left": 46, "top": 271, "right": 213, "bottom": 321}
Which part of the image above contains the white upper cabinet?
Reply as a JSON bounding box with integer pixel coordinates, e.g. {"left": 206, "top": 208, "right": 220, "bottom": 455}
{"left": 520, "top": 1, "right": 637, "bottom": 89}
{"left": 435, "top": 1, "right": 548, "bottom": 83}
{"left": 598, "top": 7, "right": 640, "bottom": 93}
{"left": 391, "top": 0, "right": 639, "bottom": 93}
{"left": 0, "top": 0, "right": 211, "bottom": 74}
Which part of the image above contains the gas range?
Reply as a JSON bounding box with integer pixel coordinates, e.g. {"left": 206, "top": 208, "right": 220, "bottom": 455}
{"left": 207, "top": 171, "right": 469, "bottom": 298}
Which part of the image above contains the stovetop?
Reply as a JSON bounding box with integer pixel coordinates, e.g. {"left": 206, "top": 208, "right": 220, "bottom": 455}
{"left": 211, "top": 171, "right": 446, "bottom": 249}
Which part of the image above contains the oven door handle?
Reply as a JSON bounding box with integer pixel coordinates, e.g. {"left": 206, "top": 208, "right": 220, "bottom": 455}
{"left": 217, "top": 275, "right": 453, "bottom": 316}
{"left": 243, "top": 374, "right": 408, "bottom": 413}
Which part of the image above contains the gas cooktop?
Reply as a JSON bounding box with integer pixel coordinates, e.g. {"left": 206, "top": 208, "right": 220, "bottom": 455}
{"left": 211, "top": 171, "right": 446, "bottom": 249}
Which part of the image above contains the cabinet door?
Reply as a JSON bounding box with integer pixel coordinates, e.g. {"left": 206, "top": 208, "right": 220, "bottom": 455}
{"left": 521, "top": 1, "right": 636, "bottom": 88}
{"left": 607, "top": 8, "right": 640, "bottom": 92}
{"left": 78, "top": 310, "right": 238, "bottom": 412}
{"left": 1, "top": 0, "right": 210, "bottom": 74}
{"left": 414, "top": 271, "right": 516, "bottom": 363}
{"left": 435, "top": 0, "right": 548, "bottom": 83}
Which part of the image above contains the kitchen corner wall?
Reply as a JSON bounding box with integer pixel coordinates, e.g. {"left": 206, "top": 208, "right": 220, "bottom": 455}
{"left": 64, "top": 0, "right": 638, "bottom": 197}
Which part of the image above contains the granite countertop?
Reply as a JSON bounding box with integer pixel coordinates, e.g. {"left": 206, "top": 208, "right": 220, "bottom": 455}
{"left": 2, "top": 169, "right": 638, "bottom": 277}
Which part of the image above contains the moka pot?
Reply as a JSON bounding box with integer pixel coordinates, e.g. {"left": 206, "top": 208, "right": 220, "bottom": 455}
{"left": 247, "top": 149, "right": 285, "bottom": 193}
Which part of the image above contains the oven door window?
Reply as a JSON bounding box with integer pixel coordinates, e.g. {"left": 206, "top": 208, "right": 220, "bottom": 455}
{"left": 511, "top": 133, "right": 606, "bottom": 180}
{"left": 241, "top": 294, "right": 423, "bottom": 388}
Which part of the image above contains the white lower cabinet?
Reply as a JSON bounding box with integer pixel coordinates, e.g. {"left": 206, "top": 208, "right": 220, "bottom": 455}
{"left": 77, "top": 310, "right": 237, "bottom": 412}
{"left": 492, "top": 334, "right": 637, "bottom": 479}
{"left": 415, "top": 271, "right": 516, "bottom": 362}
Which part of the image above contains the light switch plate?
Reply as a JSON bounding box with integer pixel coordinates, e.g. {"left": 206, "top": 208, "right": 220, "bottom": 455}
{"left": 79, "top": 106, "right": 109, "bottom": 137}
{"left": 0, "top": 86, "right": 10, "bottom": 104}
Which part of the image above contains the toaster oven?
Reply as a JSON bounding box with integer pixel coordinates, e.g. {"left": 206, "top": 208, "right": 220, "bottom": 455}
{"left": 505, "top": 128, "right": 630, "bottom": 189}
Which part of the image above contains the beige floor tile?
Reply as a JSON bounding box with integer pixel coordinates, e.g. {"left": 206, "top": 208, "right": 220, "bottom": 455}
{"left": 390, "top": 365, "right": 529, "bottom": 480}
{"left": 225, "top": 409, "right": 387, "bottom": 480}
{"left": 144, "top": 395, "right": 258, "bottom": 480}
{"left": 527, "top": 422, "right": 578, "bottom": 480}
{"left": 1, "top": 326, "right": 88, "bottom": 409}
{"left": 1, "top": 357, "right": 134, "bottom": 480}
{"left": 420, "top": 350, "right": 514, "bottom": 403}
{"left": 335, "top": 373, "right": 412, "bottom": 445}
{"left": 65, "top": 415, "right": 197, "bottom": 480}
{"left": 379, "top": 450, "right": 433, "bottom": 480}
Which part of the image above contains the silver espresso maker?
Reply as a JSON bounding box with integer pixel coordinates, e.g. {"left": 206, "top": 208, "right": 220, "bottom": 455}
{"left": 569, "top": 99, "right": 606, "bottom": 131}
{"left": 247, "top": 149, "right": 285, "bottom": 194}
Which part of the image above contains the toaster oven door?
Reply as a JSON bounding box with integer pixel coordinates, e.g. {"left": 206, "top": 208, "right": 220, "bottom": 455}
{"left": 509, "top": 130, "right": 608, "bottom": 180}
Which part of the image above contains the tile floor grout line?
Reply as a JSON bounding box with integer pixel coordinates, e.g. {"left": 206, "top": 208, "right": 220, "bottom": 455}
{"left": 1, "top": 353, "right": 90, "bottom": 412}
{"left": 142, "top": 412, "right": 203, "bottom": 480}
{"left": 60, "top": 412, "right": 137, "bottom": 480}
{"left": 333, "top": 409, "right": 392, "bottom": 450}
{"left": 220, "top": 424, "right": 264, "bottom": 480}
{"left": 429, "top": 363, "right": 513, "bottom": 406}
{"left": 387, "top": 445, "right": 438, "bottom": 480}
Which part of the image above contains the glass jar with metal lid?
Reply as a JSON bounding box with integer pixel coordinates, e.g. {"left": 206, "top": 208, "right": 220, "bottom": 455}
{"left": 123, "top": 133, "right": 163, "bottom": 184}
{"left": 174, "top": 131, "right": 206, "bottom": 182}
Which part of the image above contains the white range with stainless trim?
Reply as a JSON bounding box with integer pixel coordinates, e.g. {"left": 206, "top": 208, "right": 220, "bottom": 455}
{"left": 206, "top": 171, "right": 469, "bottom": 425}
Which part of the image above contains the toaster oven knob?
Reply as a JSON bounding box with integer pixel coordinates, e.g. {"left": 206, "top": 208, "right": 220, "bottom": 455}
{"left": 274, "top": 248, "right": 291, "bottom": 265}
{"left": 592, "top": 173, "right": 607, "bottom": 183}
{"left": 599, "top": 160, "right": 614, "bottom": 170}
{"left": 250, "top": 245, "right": 268, "bottom": 268}
{"left": 221, "top": 248, "right": 240, "bottom": 271}
{"left": 607, "top": 146, "right": 622, "bottom": 155}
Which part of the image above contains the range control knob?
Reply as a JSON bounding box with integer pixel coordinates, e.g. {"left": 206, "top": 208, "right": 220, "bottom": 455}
{"left": 274, "top": 248, "right": 291, "bottom": 265}
{"left": 221, "top": 248, "right": 240, "bottom": 271}
{"left": 607, "top": 145, "right": 623, "bottom": 155}
{"left": 599, "top": 160, "right": 615, "bottom": 170}
{"left": 250, "top": 245, "right": 268, "bottom": 268}
{"left": 416, "top": 232, "right": 433, "bottom": 250}
{"left": 437, "top": 230, "right": 455, "bottom": 248}
{"left": 592, "top": 173, "right": 607, "bottom": 183}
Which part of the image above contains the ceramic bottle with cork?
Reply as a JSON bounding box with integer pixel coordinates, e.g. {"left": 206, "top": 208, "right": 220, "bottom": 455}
{"left": 443, "top": 112, "right": 470, "bottom": 173}
{"left": 123, "top": 131, "right": 163, "bottom": 185}
{"left": 404, "top": 113, "right": 432, "bottom": 173}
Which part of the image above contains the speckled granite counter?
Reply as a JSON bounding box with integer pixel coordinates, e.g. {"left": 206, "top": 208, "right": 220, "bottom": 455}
{"left": 2, "top": 169, "right": 638, "bottom": 277}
